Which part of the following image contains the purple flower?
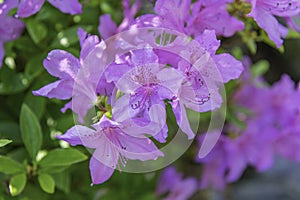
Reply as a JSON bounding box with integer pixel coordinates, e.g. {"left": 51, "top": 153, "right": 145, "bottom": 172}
{"left": 105, "top": 48, "right": 184, "bottom": 142}
{"left": 57, "top": 114, "right": 163, "bottom": 184}
{"left": 247, "top": 0, "right": 300, "bottom": 47}
{"left": 170, "top": 30, "right": 243, "bottom": 139}
{"left": 135, "top": 0, "right": 244, "bottom": 37}
{"left": 16, "top": 0, "right": 82, "bottom": 18}
{"left": 156, "top": 166, "right": 197, "bottom": 200}
{"left": 33, "top": 29, "right": 100, "bottom": 119}
{"left": 187, "top": 0, "right": 244, "bottom": 37}
{"left": 0, "top": 0, "right": 24, "bottom": 68}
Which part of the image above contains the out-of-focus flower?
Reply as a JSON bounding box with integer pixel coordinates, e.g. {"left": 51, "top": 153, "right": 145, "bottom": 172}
{"left": 156, "top": 166, "right": 197, "bottom": 200}
{"left": 0, "top": 0, "right": 24, "bottom": 68}
{"left": 197, "top": 72, "right": 300, "bottom": 190}
{"left": 98, "top": 0, "right": 142, "bottom": 39}
{"left": 16, "top": 0, "right": 82, "bottom": 18}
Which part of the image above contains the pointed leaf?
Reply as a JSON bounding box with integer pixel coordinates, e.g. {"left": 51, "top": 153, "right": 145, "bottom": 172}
{"left": 20, "top": 104, "right": 43, "bottom": 160}
{"left": 9, "top": 173, "right": 27, "bottom": 196}
{"left": 38, "top": 174, "right": 55, "bottom": 194}
{"left": 0, "top": 139, "right": 12, "bottom": 147}
{"left": 38, "top": 148, "right": 87, "bottom": 167}
{"left": 0, "top": 155, "right": 25, "bottom": 175}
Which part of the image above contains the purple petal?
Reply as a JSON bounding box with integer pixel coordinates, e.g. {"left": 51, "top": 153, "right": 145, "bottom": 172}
{"left": 89, "top": 156, "right": 114, "bottom": 185}
{"left": 0, "top": 0, "right": 19, "bottom": 15}
{"left": 98, "top": 14, "right": 118, "bottom": 40}
{"left": 166, "top": 178, "right": 197, "bottom": 200}
{"left": 111, "top": 132, "right": 163, "bottom": 161}
{"left": 195, "top": 30, "right": 220, "bottom": 54}
{"left": 56, "top": 125, "right": 102, "bottom": 148}
{"left": 47, "top": 0, "right": 82, "bottom": 15}
{"left": 156, "top": 166, "right": 181, "bottom": 195}
{"left": 214, "top": 54, "right": 244, "bottom": 83}
{"left": 77, "top": 28, "right": 100, "bottom": 61}
{"left": 248, "top": 7, "right": 287, "bottom": 47}
{"left": 157, "top": 68, "right": 184, "bottom": 96}
{"left": 17, "top": 0, "right": 45, "bottom": 18}
{"left": 43, "top": 50, "right": 80, "bottom": 80}
{"left": 92, "top": 142, "right": 119, "bottom": 169}
{"left": 172, "top": 102, "right": 195, "bottom": 139}
{"left": 32, "top": 80, "right": 73, "bottom": 99}
{"left": 131, "top": 48, "right": 159, "bottom": 67}
{"left": 154, "top": 0, "right": 191, "bottom": 32}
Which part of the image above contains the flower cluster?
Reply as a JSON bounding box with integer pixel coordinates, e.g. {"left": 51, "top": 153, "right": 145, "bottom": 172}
{"left": 2, "top": 0, "right": 297, "bottom": 191}
{"left": 196, "top": 67, "right": 300, "bottom": 190}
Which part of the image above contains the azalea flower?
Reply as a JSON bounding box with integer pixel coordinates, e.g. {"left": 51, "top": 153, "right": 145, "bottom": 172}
{"left": 16, "top": 0, "right": 82, "bottom": 18}
{"left": 57, "top": 112, "right": 164, "bottom": 184}
{"left": 187, "top": 0, "right": 244, "bottom": 37}
{"left": 247, "top": 0, "right": 300, "bottom": 47}
{"left": 105, "top": 47, "right": 184, "bottom": 142}
{"left": 33, "top": 29, "right": 100, "bottom": 119}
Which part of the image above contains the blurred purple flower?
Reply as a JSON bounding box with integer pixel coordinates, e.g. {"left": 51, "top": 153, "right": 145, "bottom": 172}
{"left": 98, "top": 0, "right": 142, "bottom": 39}
{"left": 157, "top": 166, "right": 197, "bottom": 200}
{"left": 57, "top": 114, "right": 163, "bottom": 184}
{"left": 0, "top": 0, "right": 24, "bottom": 68}
{"left": 16, "top": 0, "right": 82, "bottom": 18}
{"left": 197, "top": 72, "right": 300, "bottom": 190}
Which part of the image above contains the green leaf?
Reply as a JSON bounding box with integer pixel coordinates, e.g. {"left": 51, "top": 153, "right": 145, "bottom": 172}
{"left": 26, "top": 19, "right": 48, "bottom": 44}
{"left": 52, "top": 171, "right": 70, "bottom": 194}
{"left": 0, "top": 139, "right": 12, "bottom": 147}
{"left": 251, "top": 60, "right": 270, "bottom": 77}
{"left": 38, "top": 148, "right": 87, "bottom": 167}
{"left": 20, "top": 104, "right": 43, "bottom": 160}
{"left": 38, "top": 174, "right": 55, "bottom": 194}
{"left": 39, "top": 166, "right": 69, "bottom": 174}
{"left": 0, "top": 155, "right": 25, "bottom": 175}
{"left": 9, "top": 173, "right": 27, "bottom": 196}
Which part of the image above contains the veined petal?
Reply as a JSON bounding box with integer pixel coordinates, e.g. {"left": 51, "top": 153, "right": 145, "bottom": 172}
{"left": 43, "top": 50, "right": 80, "bottom": 80}
{"left": 32, "top": 80, "right": 73, "bottom": 100}
{"left": 47, "top": 0, "right": 82, "bottom": 15}
{"left": 17, "top": 0, "right": 45, "bottom": 18}
{"left": 89, "top": 156, "right": 114, "bottom": 185}
{"left": 111, "top": 132, "right": 163, "bottom": 161}
{"left": 92, "top": 142, "right": 119, "bottom": 169}
{"left": 56, "top": 125, "right": 102, "bottom": 148}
